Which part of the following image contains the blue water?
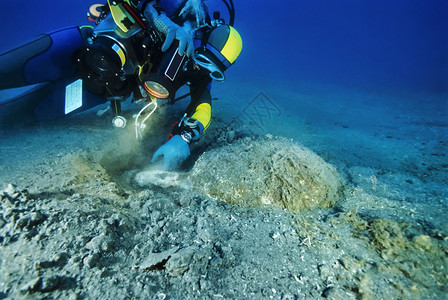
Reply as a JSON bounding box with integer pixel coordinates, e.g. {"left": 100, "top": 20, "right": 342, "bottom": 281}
{"left": 1, "top": 0, "right": 447, "bottom": 94}
{"left": 235, "top": 0, "right": 448, "bottom": 93}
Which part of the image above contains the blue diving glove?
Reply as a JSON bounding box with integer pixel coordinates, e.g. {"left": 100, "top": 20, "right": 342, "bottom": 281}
{"left": 144, "top": 5, "right": 194, "bottom": 56}
{"left": 152, "top": 117, "right": 202, "bottom": 170}
{"left": 151, "top": 135, "right": 190, "bottom": 171}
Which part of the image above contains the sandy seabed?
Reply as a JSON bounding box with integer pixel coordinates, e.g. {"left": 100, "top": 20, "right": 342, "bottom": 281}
{"left": 0, "top": 80, "right": 447, "bottom": 299}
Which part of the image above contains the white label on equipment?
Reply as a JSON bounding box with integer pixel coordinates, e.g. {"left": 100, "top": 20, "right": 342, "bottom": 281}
{"left": 65, "top": 79, "right": 83, "bottom": 114}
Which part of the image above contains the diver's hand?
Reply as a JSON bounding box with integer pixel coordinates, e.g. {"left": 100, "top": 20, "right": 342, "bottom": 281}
{"left": 151, "top": 135, "right": 190, "bottom": 171}
{"left": 162, "top": 21, "right": 194, "bottom": 56}
{"left": 144, "top": 5, "right": 194, "bottom": 56}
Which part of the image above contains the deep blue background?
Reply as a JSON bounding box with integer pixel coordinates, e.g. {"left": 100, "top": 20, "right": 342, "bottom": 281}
{"left": 1, "top": 0, "right": 447, "bottom": 93}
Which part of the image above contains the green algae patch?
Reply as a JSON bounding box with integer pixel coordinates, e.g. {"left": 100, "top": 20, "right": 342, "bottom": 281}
{"left": 191, "top": 136, "right": 344, "bottom": 212}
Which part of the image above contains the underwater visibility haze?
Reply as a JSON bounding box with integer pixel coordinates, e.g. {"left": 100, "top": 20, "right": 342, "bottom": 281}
{"left": 0, "top": 0, "right": 447, "bottom": 299}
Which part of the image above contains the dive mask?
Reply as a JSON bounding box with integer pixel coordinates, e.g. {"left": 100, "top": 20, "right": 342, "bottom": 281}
{"left": 193, "top": 25, "right": 243, "bottom": 81}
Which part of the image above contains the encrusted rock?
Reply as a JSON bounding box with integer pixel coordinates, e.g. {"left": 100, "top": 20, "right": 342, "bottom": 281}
{"left": 191, "top": 137, "right": 344, "bottom": 211}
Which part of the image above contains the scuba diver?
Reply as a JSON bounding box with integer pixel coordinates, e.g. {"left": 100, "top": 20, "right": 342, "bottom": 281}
{"left": 0, "top": 0, "right": 243, "bottom": 170}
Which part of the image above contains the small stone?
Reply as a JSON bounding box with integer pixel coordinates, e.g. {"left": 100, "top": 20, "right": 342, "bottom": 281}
{"left": 318, "top": 264, "right": 334, "bottom": 278}
{"left": 226, "top": 130, "right": 236, "bottom": 143}
{"left": 197, "top": 227, "right": 214, "bottom": 243}
{"left": 55, "top": 252, "right": 71, "bottom": 266}
{"left": 83, "top": 253, "right": 100, "bottom": 268}
{"left": 69, "top": 255, "right": 81, "bottom": 264}
{"left": 41, "top": 276, "right": 61, "bottom": 292}
{"left": 282, "top": 293, "right": 295, "bottom": 300}
{"left": 85, "top": 234, "right": 114, "bottom": 252}
{"left": 20, "top": 277, "right": 42, "bottom": 293}
{"left": 166, "top": 247, "right": 196, "bottom": 276}
{"left": 4, "top": 184, "right": 16, "bottom": 196}
{"left": 414, "top": 235, "right": 433, "bottom": 251}
{"left": 15, "top": 215, "right": 30, "bottom": 230}
{"left": 30, "top": 211, "right": 46, "bottom": 225}
{"left": 271, "top": 232, "right": 281, "bottom": 240}
{"left": 140, "top": 247, "right": 179, "bottom": 271}
{"left": 205, "top": 205, "right": 219, "bottom": 217}
{"left": 67, "top": 292, "right": 79, "bottom": 300}
{"left": 179, "top": 196, "right": 191, "bottom": 207}
{"left": 151, "top": 211, "right": 161, "bottom": 222}
{"left": 322, "top": 286, "right": 356, "bottom": 299}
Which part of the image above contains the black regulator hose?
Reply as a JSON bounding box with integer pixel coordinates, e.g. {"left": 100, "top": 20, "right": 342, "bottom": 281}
{"left": 228, "top": 0, "right": 235, "bottom": 26}
{"left": 221, "top": 0, "right": 235, "bottom": 26}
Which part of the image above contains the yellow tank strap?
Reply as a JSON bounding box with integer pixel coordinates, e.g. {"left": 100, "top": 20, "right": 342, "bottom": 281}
{"left": 191, "top": 103, "right": 212, "bottom": 131}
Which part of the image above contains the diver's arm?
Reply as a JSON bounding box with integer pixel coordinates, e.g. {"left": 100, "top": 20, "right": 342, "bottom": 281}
{"left": 188, "top": 80, "right": 212, "bottom": 126}
{"left": 150, "top": 77, "right": 211, "bottom": 171}
{"left": 176, "top": 79, "right": 213, "bottom": 139}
